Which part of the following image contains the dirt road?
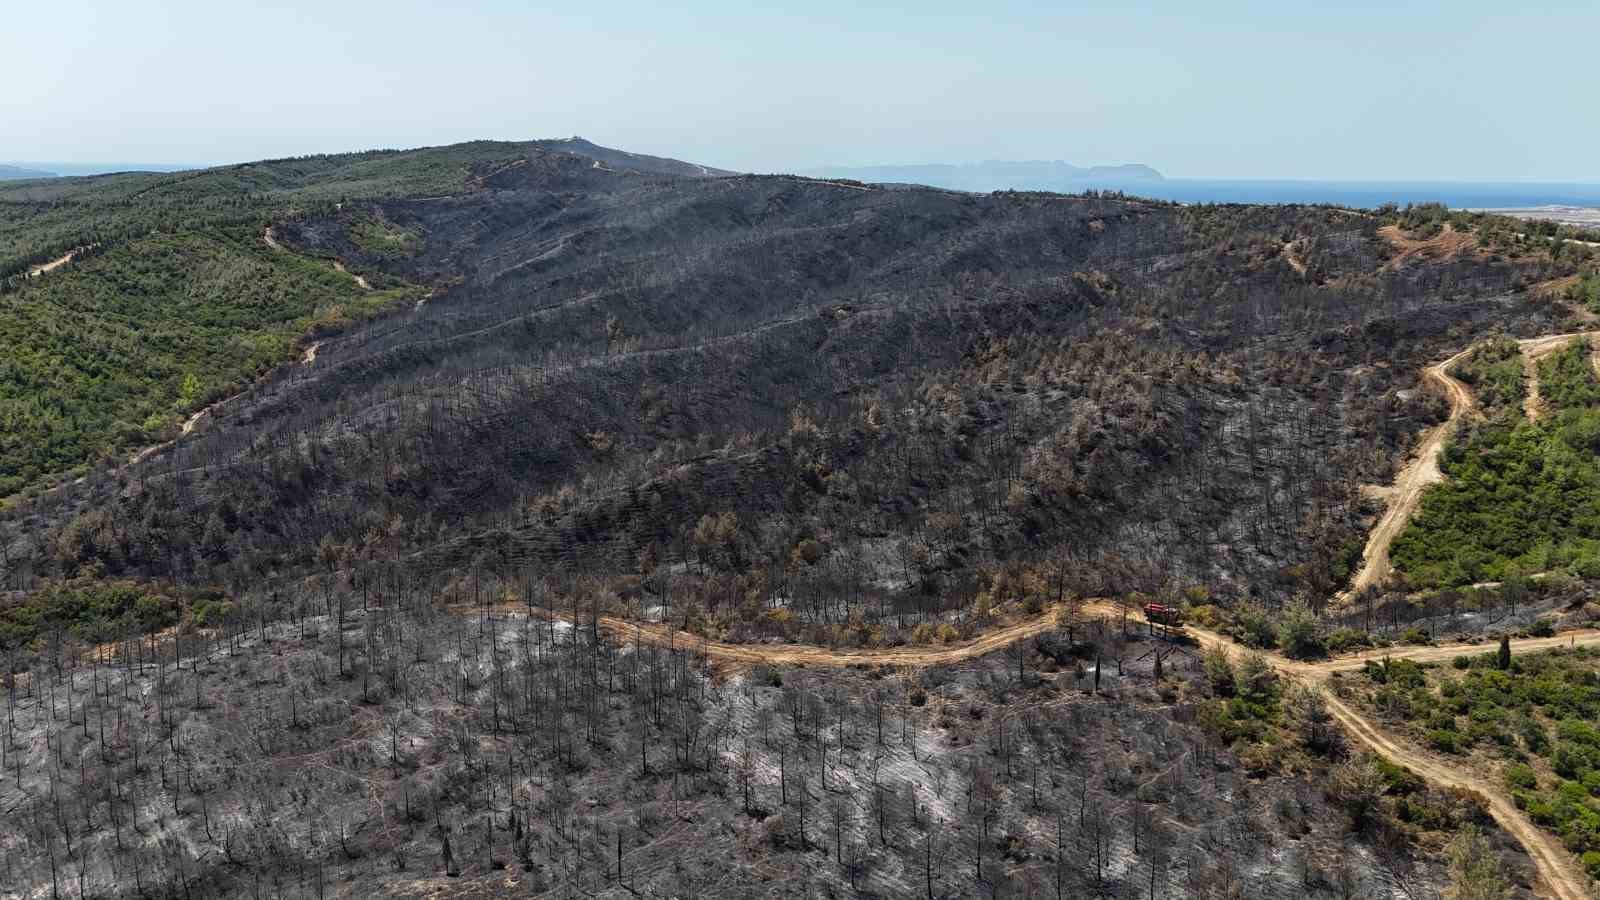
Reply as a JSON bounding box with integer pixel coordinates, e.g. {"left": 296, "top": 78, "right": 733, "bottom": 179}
{"left": 25, "top": 250, "right": 77, "bottom": 278}
{"left": 332, "top": 260, "right": 372, "bottom": 290}
{"left": 468, "top": 605, "right": 1066, "bottom": 670}
{"left": 1339, "top": 345, "right": 1476, "bottom": 601}
{"left": 118, "top": 225, "right": 350, "bottom": 464}
{"left": 127, "top": 335, "right": 325, "bottom": 465}
{"left": 265, "top": 224, "right": 370, "bottom": 289}
{"left": 1281, "top": 239, "right": 1309, "bottom": 276}
{"left": 1339, "top": 329, "right": 1600, "bottom": 598}
{"left": 1320, "top": 688, "right": 1589, "bottom": 900}
{"left": 1091, "top": 601, "right": 1594, "bottom": 900}
{"left": 435, "top": 322, "right": 1600, "bottom": 895}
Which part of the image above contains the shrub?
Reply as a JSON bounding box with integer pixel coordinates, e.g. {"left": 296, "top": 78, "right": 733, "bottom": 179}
{"left": 1429, "top": 729, "right": 1463, "bottom": 754}
{"left": 1203, "top": 647, "right": 1236, "bottom": 698}
{"left": 1426, "top": 710, "right": 1459, "bottom": 733}
{"left": 1185, "top": 604, "right": 1222, "bottom": 629}
{"left": 1363, "top": 657, "right": 1428, "bottom": 689}
{"left": 1401, "top": 626, "right": 1432, "bottom": 646}
{"left": 0, "top": 578, "right": 226, "bottom": 649}
{"left": 1391, "top": 405, "right": 1600, "bottom": 589}
{"left": 1528, "top": 618, "right": 1557, "bottom": 638}
{"left": 1238, "top": 742, "right": 1279, "bottom": 776}
{"left": 1277, "top": 600, "right": 1327, "bottom": 659}
{"left": 1584, "top": 850, "right": 1600, "bottom": 880}
{"left": 1327, "top": 758, "right": 1386, "bottom": 831}
{"left": 1325, "top": 627, "right": 1374, "bottom": 653}
{"left": 1231, "top": 602, "right": 1278, "bottom": 649}
{"left": 1536, "top": 337, "right": 1600, "bottom": 412}
{"left": 1235, "top": 651, "right": 1277, "bottom": 704}
{"left": 1504, "top": 763, "right": 1538, "bottom": 790}
{"left": 1446, "top": 824, "right": 1512, "bottom": 899}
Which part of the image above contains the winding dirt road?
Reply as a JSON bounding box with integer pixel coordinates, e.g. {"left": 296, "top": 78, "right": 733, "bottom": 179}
{"left": 1339, "top": 345, "right": 1476, "bottom": 600}
{"left": 1281, "top": 239, "right": 1309, "bottom": 277}
{"left": 1321, "top": 689, "right": 1588, "bottom": 900}
{"left": 265, "top": 225, "right": 371, "bottom": 289}
{"left": 511, "top": 600, "right": 1600, "bottom": 677}
{"left": 1341, "top": 330, "right": 1600, "bottom": 600}
{"left": 332, "top": 260, "right": 372, "bottom": 290}
{"left": 502, "top": 597, "right": 1595, "bottom": 898}
{"left": 126, "top": 333, "right": 325, "bottom": 465}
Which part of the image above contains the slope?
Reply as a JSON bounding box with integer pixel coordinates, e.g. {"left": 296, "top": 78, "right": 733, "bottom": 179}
{"left": 0, "top": 139, "right": 725, "bottom": 498}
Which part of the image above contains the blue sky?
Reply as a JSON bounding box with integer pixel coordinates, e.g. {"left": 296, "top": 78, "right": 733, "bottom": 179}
{"left": 5, "top": 0, "right": 1596, "bottom": 180}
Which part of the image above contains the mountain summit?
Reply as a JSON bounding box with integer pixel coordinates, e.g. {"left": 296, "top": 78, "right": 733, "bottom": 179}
{"left": 529, "top": 136, "right": 734, "bottom": 177}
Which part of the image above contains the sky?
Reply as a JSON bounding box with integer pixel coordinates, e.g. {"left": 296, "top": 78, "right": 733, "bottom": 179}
{"left": 4, "top": 0, "right": 1597, "bottom": 181}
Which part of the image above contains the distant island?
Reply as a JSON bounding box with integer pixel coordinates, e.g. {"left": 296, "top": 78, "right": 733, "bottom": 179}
{"left": 2, "top": 161, "right": 198, "bottom": 178}
{"left": 0, "top": 164, "right": 56, "bottom": 180}
{"left": 806, "top": 159, "right": 1163, "bottom": 192}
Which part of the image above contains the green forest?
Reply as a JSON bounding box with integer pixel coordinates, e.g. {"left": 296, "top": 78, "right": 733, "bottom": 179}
{"left": 0, "top": 142, "right": 543, "bottom": 497}
{"left": 1454, "top": 336, "right": 1524, "bottom": 416}
{"left": 0, "top": 227, "right": 421, "bottom": 497}
{"left": 0, "top": 577, "right": 230, "bottom": 649}
{"left": 1393, "top": 338, "right": 1600, "bottom": 588}
{"left": 0, "top": 141, "right": 524, "bottom": 277}
{"left": 1538, "top": 338, "right": 1600, "bottom": 412}
{"left": 1569, "top": 275, "right": 1600, "bottom": 312}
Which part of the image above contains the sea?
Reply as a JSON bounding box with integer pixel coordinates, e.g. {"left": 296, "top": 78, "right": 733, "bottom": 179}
{"left": 1069, "top": 178, "right": 1600, "bottom": 211}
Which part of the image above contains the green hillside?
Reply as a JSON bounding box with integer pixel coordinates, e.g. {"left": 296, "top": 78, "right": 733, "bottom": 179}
{"left": 0, "top": 143, "right": 537, "bottom": 497}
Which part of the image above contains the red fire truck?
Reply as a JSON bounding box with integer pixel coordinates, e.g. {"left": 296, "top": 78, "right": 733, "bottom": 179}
{"left": 1143, "top": 602, "right": 1185, "bottom": 633}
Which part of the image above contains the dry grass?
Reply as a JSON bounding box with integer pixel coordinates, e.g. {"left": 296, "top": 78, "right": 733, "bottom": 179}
{"left": 1379, "top": 223, "right": 1480, "bottom": 269}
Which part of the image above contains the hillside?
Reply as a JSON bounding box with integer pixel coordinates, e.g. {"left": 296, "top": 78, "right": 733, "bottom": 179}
{"left": 5, "top": 145, "right": 1588, "bottom": 626}
{"left": 9, "top": 159, "right": 1578, "bottom": 606}
{"left": 0, "top": 138, "right": 721, "bottom": 496}
{"left": 1, "top": 138, "right": 1598, "bottom": 899}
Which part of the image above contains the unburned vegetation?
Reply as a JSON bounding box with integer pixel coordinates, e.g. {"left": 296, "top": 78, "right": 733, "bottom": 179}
{"left": 1393, "top": 335, "right": 1600, "bottom": 590}
{"left": 1338, "top": 645, "right": 1600, "bottom": 879}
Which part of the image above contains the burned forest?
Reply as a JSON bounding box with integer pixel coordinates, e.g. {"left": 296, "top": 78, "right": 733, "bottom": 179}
{"left": 2, "top": 138, "right": 1596, "bottom": 899}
